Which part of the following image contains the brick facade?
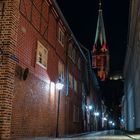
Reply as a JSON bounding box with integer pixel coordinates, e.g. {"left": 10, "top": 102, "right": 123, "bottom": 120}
{"left": 0, "top": 0, "right": 20, "bottom": 139}
{"left": 0, "top": 0, "right": 100, "bottom": 139}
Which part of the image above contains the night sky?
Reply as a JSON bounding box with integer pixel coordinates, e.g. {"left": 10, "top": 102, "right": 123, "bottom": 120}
{"left": 56, "top": 0, "right": 130, "bottom": 109}
{"left": 56, "top": 0, "right": 130, "bottom": 72}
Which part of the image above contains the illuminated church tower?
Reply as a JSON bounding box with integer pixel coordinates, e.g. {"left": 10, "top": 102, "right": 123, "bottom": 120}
{"left": 92, "top": 1, "right": 109, "bottom": 81}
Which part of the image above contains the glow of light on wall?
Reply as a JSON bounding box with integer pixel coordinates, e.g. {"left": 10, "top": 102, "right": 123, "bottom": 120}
{"left": 102, "top": 117, "right": 107, "bottom": 121}
{"left": 45, "top": 79, "right": 51, "bottom": 90}
{"left": 50, "top": 82, "right": 55, "bottom": 102}
{"left": 50, "top": 82, "right": 55, "bottom": 94}
{"left": 56, "top": 82, "right": 64, "bottom": 90}
{"left": 94, "top": 112, "right": 100, "bottom": 116}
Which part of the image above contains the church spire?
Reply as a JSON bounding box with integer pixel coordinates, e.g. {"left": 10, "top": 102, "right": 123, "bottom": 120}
{"left": 99, "top": 0, "right": 102, "bottom": 12}
{"left": 92, "top": 0, "right": 109, "bottom": 81}
{"left": 94, "top": 0, "right": 107, "bottom": 48}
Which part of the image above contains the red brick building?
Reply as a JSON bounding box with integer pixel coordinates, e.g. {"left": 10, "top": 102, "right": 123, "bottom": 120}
{"left": 0, "top": 0, "right": 100, "bottom": 139}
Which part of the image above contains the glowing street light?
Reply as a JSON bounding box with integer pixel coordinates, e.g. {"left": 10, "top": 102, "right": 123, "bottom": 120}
{"left": 56, "top": 80, "right": 64, "bottom": 90}
{"left": 112, "top": 122, "right": 115, "bottom": 126}
{"left": 103, "top": 117, "right": 107, "bottom": 121}
{"left": 94, "top": 112, "right": 100, "bottom": 116}
{"left": 88, "top": 105, "right": 93, "bottom": 110}
{"left": 56, "top": 78, "right": 64, "bottom": 137}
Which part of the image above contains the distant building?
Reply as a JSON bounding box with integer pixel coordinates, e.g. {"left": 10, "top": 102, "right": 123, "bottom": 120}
{"left": 0, "top": 0, "right": 100, "bottom": 139}
{"left": 81, "top": 46, "right": 101, "bottom": 131}
{"left": 123, "top": 0, "right": 140, "bottom": 132}
{"left": 91, "top": 2, "right": 109, "bottom": 81}
{"left": 109, "top": 71, "right": 123, "bottom": 81}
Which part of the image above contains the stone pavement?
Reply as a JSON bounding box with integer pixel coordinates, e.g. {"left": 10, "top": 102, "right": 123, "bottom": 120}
{"left": 5, "top": 132, "right": 92, "bottom": 140}
{"left": 127, "top": 134, "right": 140, "bottom": 140}
{"left": 4, "top": 130, "right": 140, "bottom": 140}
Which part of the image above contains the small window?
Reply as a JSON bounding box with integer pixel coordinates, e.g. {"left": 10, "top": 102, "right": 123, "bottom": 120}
{"left": 74, "top": 78, "right": 77, "bottom": 92}
{"left": 78, "top": 58, "right": 81, "bottom": 70}
{"left": 73, "top": 105, "right": 79, "bottom": 122}
{"left": 68, "top": 73, "right": 73, "bottom": 89}
{"left": 58, "top": 61, "right": 64, "bottom": 82}
{"left": 72, "top": 48, "right": 76, "bottom": 63}
{"left": 36, "top": 41, "right": 48, "bottom": 69}
{"left": 58, "top": 27, "right": 65, "bottom": 46}
{"left": 68, "top": 43, "right": 73, "bottom": 58}
{"left": 68, "top": 43, "right": 76, "bottom": 63}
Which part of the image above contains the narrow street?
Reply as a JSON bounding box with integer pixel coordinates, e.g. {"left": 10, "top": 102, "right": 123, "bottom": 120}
{"left": 1, "top": 0, "right": 140, "bottom": 140}
{"left": 10, "top": 130, "right": 140, "bottom": 140}
{"left": 76, "top": 130, "right": 137, "bottom": 140}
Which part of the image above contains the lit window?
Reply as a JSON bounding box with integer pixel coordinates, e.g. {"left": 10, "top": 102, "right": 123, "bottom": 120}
{"left": 58, "top": 27, "right": 65, "bottom": 46}
{"left": 36, "top": 41, "right": 48, "bottom": 69}
{"left": 68, "top": 73, "right": 73, "bottom": 88}
{"left": 58, "top": 61, "right": 64, "bottom": 82}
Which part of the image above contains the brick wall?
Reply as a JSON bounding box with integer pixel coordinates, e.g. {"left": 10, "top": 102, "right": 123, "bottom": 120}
{"left": 11, "top": 72, "right": 57, "bottom": 137}
{"left": 10, "top": 0, "right": 66, "bottom": 138}
{"left": 0, "top": 0, "right": 88, "bottom": 138}
{"left": 0, "top": 0, "right": 20, "bottom": 139}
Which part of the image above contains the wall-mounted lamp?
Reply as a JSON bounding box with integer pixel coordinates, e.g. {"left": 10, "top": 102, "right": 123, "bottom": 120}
{"left": 102, "top": 117, "right": 107, "bottom": 121}
{"left": 94, "top": 112, "right": 100, "bottom": 116}
{"left": 56, "top": 79, "right": 64, "bottom": 90}
{"left": 56, "top": 78, "right": 64, "bottom": 137}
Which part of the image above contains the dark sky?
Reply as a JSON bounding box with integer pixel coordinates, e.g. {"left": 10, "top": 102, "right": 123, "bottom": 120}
{"left": 56, "top": 0, "right": 130, "bottom": 72}
{"left": 56, "top": 0, "right": 130, "bottom": 111}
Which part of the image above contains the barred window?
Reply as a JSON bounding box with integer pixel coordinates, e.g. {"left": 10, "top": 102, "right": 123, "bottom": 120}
{"left": 36, "top": 41, "right": 48, "bottom": 69}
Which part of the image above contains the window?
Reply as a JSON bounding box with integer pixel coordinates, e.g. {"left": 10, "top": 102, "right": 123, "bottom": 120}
{"left": 68, "top": 43, "right": 73, "bottom": 58}
{"left": 68, "top": 73, "right": 73, "bottom": 88}
{"left": 36, "top": 41, "right": 48, "bottom": 69}
{"left": 78, "top": 58, "right": 81, "bottom": 70}
{"left": 73, "top": 105, "right": 79, "bottom": 122}
{"left": 68, "top": 43, "right": 76, "bottom": 63}
{"left": 74, "top": 78, "right": 77, "bottom": 92}
{"left": 72, "top": 48, "right": 76, "bottom": 63}
{"left": 58, "top": 27, "right": 65, "bottom": 46}
{"left": 58, "top": 61, "right": 64, "bottom": 81}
